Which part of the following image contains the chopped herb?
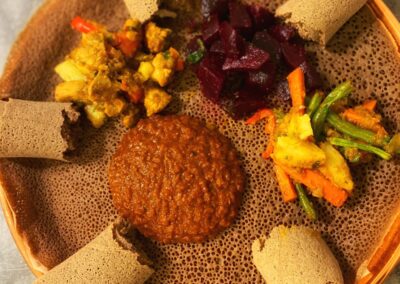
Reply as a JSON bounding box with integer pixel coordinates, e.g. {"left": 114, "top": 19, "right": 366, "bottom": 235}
{"left": 187, "top": 39, "right": 206, "bottom": 64}
{"left": 163, "top": 50, "right": 171, "bottom": 59}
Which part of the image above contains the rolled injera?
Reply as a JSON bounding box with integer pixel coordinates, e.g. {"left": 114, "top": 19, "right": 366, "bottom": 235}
{"left": 123, "top": 0, "right": 160, "bottom": 22}
{"left": 0, "top": 99, "right": 79, "bottom": 161}
{"left": 34, "top": 219, "right": 154, "bottom": 284}
{"left": 276, "top": 0, "right": 368, "bottom": 45}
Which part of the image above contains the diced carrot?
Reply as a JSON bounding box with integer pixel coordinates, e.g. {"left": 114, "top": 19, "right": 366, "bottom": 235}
{"left": 175, "top": 58, "right": 185, "bottom": 71}
{"left": 261, "top": 113, "right": 276, "bottom": 159}
{"left": 265, "top": 113, "right": 276, "bottom": 135}
{"left": 275, "top": 163, "right": 348, "bottom": 207}
{"left": 362, "top": 100, "right": 377, "bottom": 111}
{"left": 274, "top": 164, "right": 297, "bottom": 202}
{"left": 245, "top": 109, "right": 274, "bottom": 125}
{"left": 115, "top": 32, "right": 141, "bottom": 58}
{"left": 367, "top": 214, "right": 400, "bottom": 274}
{"left": 71, "top": 16, "right": 97, "bottom": 33}
{"left": 287, "top": 67, "right": 306, "bottom": 114}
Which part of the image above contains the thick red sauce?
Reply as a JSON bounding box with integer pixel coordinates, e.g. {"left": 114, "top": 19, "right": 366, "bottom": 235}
{"left": 108, "top": 115, "right": 245, "bottom": 243}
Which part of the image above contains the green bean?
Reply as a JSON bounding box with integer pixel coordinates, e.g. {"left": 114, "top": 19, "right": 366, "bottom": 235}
{"left": 307, "top": 91, "right": 324, "bottom": 118}
{"left": 327, "top": 112, "right": 390, "bottom": 147}
{"left": 295, "top": 184, "right": 318, "bottom": 221}
{"left": 312, "top": 81, "right": 353, "bottom": 140}
{"left": 329, "top": 137, "right": 392, "bottom": 160}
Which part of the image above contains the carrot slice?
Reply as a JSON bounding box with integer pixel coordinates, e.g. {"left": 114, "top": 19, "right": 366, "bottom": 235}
{"left": 71, "top": 16, "right": 97, "bottom": 33}
{"left": 342, "top": 108, "right": 387, "bottom": 135}
{"left": 262, "top": 142, "right": 274, "bottom": 159}
{"left": 261, "top": 113, "right": 276, "bottom": 159}
{"left": 245, "top": 109, "right": 274, "bottom": 125}
{"left": 362, "top": 99, "right": 377, "bottom": 111}
{"left": 287, "top": 67, "right": 306, "bottom": 114}
{"left": 275, "top": 163, "right": 348, "bottom": 207}
{"left": 274, "top": 164, "right": 297, "bottom": 202}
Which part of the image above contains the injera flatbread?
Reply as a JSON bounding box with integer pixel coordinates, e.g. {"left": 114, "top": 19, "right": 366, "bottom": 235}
{"left": 0, "top": 99, "right": 79, "bottom": 161}
{"left": 124, "top": 0, "right": 160, "bottom": 22}
{"left": 0, "top": 0, "right": 399, "bottom": 283}
{"left": 276, "top": 0, "right": 367, "bottom": 45}
{"left": 252, "top": 225, "right": 343, "bottom": 284}
{"left": 34, "top": 219, "right": 154, "bottom": 284}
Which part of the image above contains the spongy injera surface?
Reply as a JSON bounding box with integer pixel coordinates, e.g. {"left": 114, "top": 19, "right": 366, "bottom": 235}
{"left": 0, "top": 0, "right": 399, "bottom": 283}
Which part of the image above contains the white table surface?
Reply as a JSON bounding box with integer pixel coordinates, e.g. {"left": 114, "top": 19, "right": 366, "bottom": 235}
{"left": 0, "top": 1, "right": 399, "bottom": 283}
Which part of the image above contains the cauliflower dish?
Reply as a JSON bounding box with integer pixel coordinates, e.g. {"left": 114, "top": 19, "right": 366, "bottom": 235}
{"left": 54, "top": 16, "right": 184, "bottom": 128}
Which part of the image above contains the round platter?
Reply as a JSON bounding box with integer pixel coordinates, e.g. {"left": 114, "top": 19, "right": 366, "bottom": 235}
{"left": 0, "top": 0, "right": 399, "bottom": 283}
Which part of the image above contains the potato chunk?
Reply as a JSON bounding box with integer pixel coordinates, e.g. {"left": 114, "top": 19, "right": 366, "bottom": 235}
{"left": 319, "top": 142, "right": 354, "bottom": 192}
{"left": 288, "top": 113, "right": 314, "bottom": 140}
{"left": 273, "top": 136, "right": 326, "bottom": 169}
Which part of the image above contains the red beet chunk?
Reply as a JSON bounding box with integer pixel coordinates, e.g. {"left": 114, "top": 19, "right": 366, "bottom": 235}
{"left": 219, "top": 22, "right": 246, "bottom": 59}
{"left": 229, "top": 1, "right": 252, "bottom": 32}
{"left": 269, "top": 24, "right": 296, "bottom": 42}
{"left": 202, "top": 14, "right": 220, "bottom": 46}
{"left": 246, "top": 61, "right": 276, "bottom": 93}
{"left": 233, "top": 88, "right": 267, "bottom": 119}
{"left": 252, "top": 31, "right": 281, "bottom": 63}
{"left": 210, "top": 40, "right": 225, "bottom": 56}
{"left": 222, "top": 44, "right": 269, "bottom": 71}
{"left": 197, "top": 55, "right": 225, "bottom": 102}
{"left": 281, "top": 41, "right": 306, "bottom": 68}
{"left": 300, "top": 61, "right": 323, "bottom": 91}
{"left": 201, "top": 0, "right": 229, "bottom": 19}
{"left": 248, "top": 5, "right": 275, "bottom": 31}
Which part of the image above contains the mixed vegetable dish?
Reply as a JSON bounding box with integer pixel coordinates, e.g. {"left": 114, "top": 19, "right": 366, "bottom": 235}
{"left": 54, "top": 16, "right": 184, "bottom": 128}
{"left": 247, "top": 67, "right": 400, "bottom": 220}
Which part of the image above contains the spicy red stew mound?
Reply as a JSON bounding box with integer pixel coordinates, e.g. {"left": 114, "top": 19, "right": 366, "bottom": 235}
{"left": 108, "top": 115, "right": 245, "bottom": 243}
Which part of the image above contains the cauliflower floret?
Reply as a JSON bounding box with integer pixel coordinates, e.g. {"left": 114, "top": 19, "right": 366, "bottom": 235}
{"left": 145, "top": 22, "right": 172, "bottom": 53}
{"left": 144, "top": 88, "right": 172, "bottom": 116}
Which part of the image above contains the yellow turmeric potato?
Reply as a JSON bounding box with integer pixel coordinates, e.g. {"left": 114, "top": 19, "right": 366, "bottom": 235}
{"left": 273, "top": 136, "right": 326, "bottom": 169}
{"left": 144, "top": 88, "right": 172, "bottom": 116}
{"left": 138, "top": 61, "right": 155, "bottom": 81}
{"left": 288, "top": 113, "right": 314, "bottom": 140}
{"left": 319, "top": 142, "right": 354, "bottom": 192}
{"left": 55, "top": 81, "right": 89, "bottom": 104}
{"left": 84, "top": 105, "right": 107, "bottom": 128}
{"left": 55, "top": 60, "right": 87, "bottom": 82}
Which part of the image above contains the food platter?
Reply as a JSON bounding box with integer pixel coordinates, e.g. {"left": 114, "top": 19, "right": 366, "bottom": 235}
{"left": 0, "top": 0, "right": 399, "bottom": 283}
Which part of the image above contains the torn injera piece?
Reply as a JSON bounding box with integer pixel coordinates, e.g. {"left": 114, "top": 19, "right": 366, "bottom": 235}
{"left": 0, "top": 99, "right": 80, "bottom": 161}
{"left": 34, "top": 219, "right": 154, "bottom": 284}
{"left": 276, "top": 0, "right": 367, "bottom": 45}
{"left": 123, "top": 0, "right": 160, "bottom": 22}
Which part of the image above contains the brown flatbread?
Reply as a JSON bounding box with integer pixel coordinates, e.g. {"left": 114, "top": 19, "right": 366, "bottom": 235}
{"left": 276, "top": 0, "right": 367, "bottom": 45}
{"left": 0, "top": 99, "right": 79, "bottom": 161}
{"left": 252, "top": 226, "right": 344, "bottom": 284}
{"left": 0, "top": 0, "right": 399, "bottom": 283}
{"left": 34, "top": 219, "right": 154, "bottom": 284}
{"left": 124, "top": 0, "right": 160, "bottom": 22}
